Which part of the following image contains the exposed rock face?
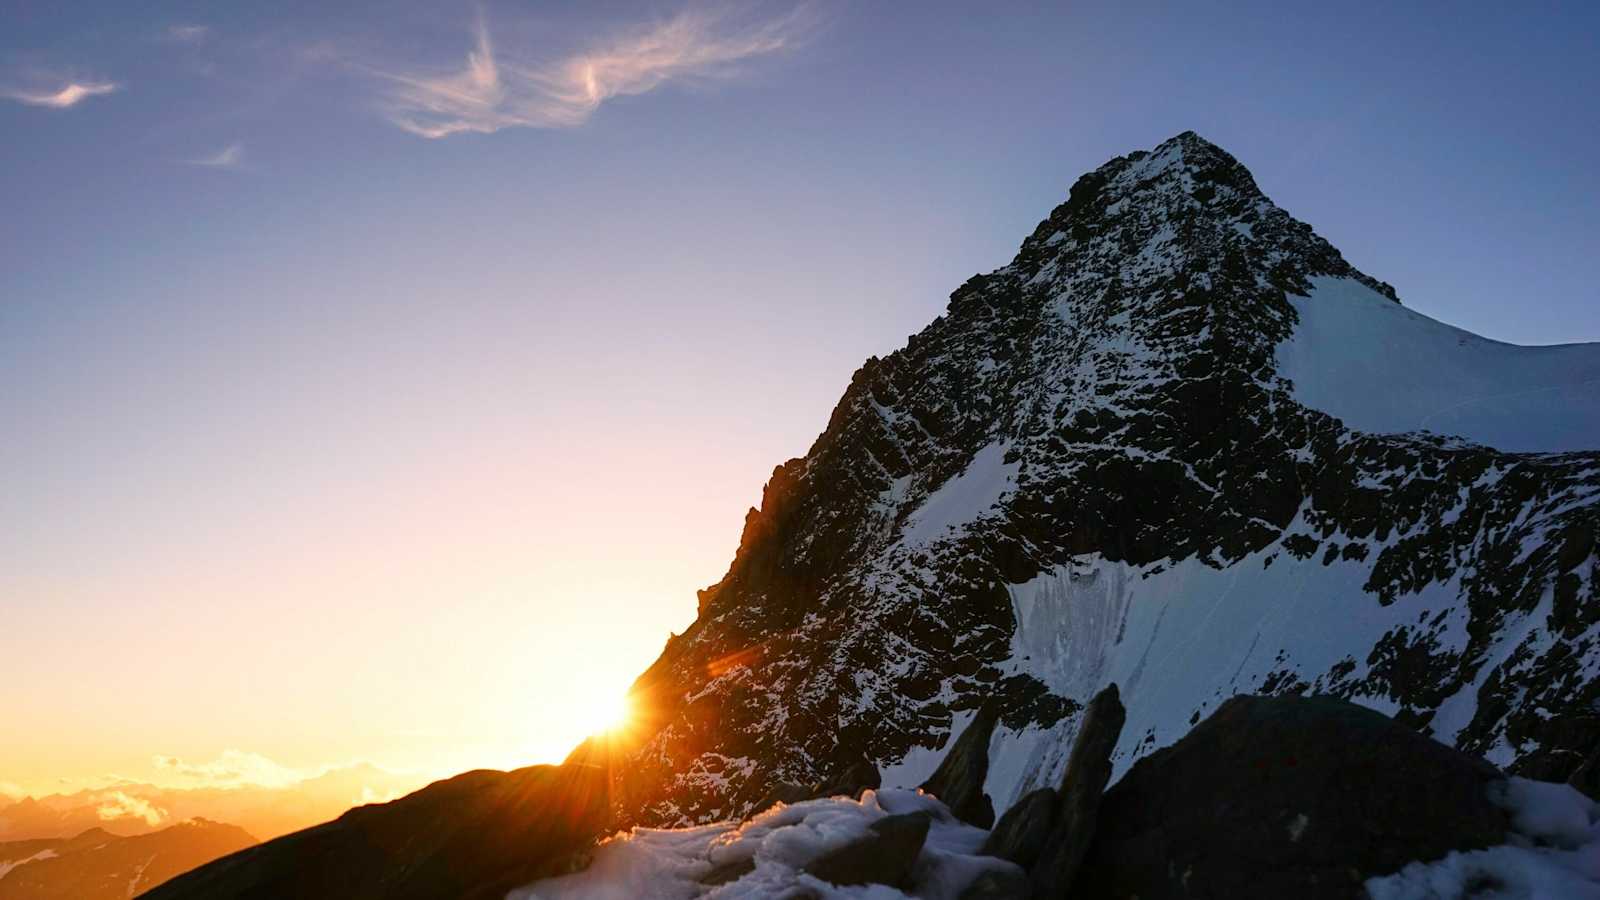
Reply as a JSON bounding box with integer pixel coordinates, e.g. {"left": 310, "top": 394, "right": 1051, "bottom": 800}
{"left": 698, "top": 856, "right": 756, "bottom": 887}
{"left": 754, "top": 782, "right": 816, "bottom": 811}
{"left": 815, "top": 755, "right": 883, "bottom": 801}
{"left": 1073, "top": 694, "right": 1509, "bottom": 899}
{"left": 920, "top": 704, "right": 1001, "bottom": 827}
{"left": 1029, "top": 683, "right": 1124, "bottom": 897}
{"left": 980, "top": 788, "right": 1056, "bottom": 870}
{"left": 958, "top": 866, "right": 1031, "bottom": 900}
{"left": 802, "top": 812, "right": 930, "bottom": 889}
{"left": 613, "top": 130, "right": 1600, "bottom": 827}
{"left": 144, "top": 763, "right": 611, "bottom": 900}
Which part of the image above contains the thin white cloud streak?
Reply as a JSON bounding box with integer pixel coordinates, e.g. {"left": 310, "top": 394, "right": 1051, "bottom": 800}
{"left": 2, "top": 80, "right": 120, "bottom": 108}
{"left": 167, "top": 24, "right": 211, "bottom": 44}
{"left": 153, "top": 749, "right": 301, "bottom": 789}
{"left": 187, "top": 142, "right": 244, "bottom": 169}
{"left": 378, "top": 6, "right": 813, "bottom": 139}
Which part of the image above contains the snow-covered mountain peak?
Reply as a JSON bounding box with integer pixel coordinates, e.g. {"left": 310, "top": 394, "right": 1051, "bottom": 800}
{"left": 610, "top": 134, "right": 1600, "bottom": 829}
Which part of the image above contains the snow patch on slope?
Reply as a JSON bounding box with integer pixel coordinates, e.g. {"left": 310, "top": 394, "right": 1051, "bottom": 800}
{"left": 979, "top": 519, "right": 1522, "bottom": 810}
{"left": 1276, "top": 276, "right": 1600, "bottom": 453}
{"left": 898, "top": 443, "right": 1019, "bottom": 548}
{"left": 0, "top": 848, "right": 57, "bottom": 879}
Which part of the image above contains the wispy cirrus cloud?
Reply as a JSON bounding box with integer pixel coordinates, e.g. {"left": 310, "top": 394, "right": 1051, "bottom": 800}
{"left": 1, "top": 79, "right": 120, "bottom": 108}
{"left": 376, "top": 5, "right": 814, "bottom": 139}
{"left": 167, "top": 24, "right": 211, "bottom": 44}
{"left": 186, "top": 142, "right": 245, "bottom": 169}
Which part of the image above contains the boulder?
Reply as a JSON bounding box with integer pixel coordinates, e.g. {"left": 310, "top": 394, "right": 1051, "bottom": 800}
{"left": 980, "top": 788, "right": 1057, "bottom": 869}
{"left": 804, "top": 811, "right": 930, "bottom": 888}
{"left": 699, "top": 856, "right": 756, "bottom": 886}
{"left": 1073, "top": 694, "right": 1510, "bottom": 900}
{"left": 1029, "top": 683, "right": 1125, "bottom": 897}
{"left": 921, "top": 705, "right": 1001, "bottom": 827}
{"left": 753, "top": 782, "right": 817, "bottom": 812}
{"left": 958, "top": 864, "right": 1031, "bottom": 900}
{"left": 143, "top": 762, "right": 612, "bottom": 900}
{"left": 816, "top": 754, "right": 882, "bottom": 799}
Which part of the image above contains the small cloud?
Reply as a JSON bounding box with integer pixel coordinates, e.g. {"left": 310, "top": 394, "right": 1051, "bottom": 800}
{"left": 2, "top": 80, "right": 120, "bottom": 108}
{"left": 376, "top": 5, "right": 814, "bottom": 139}
{"left": 186, "top": 142, "right": 244, "bottom": 169}
{"left": 360, "top": 785, "right": 402, "bottom": 805}
{"left": 94, "top": 791, "right": 167, "bottom": 826}
{"left": 153, "top": 749, "right": 303, "bottom": 789}
{"left": 167, "top": 24, "right": 211, "bottom": 44}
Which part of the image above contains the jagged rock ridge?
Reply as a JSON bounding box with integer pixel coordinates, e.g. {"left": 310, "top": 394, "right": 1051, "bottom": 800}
{"left": 610, "top": 131, "right": 1600, "bottom": 826}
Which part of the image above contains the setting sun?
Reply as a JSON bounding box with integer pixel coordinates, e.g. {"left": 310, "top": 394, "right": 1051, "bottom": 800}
{"left": 582, "top": 692, "right": 634, "bottom": 738}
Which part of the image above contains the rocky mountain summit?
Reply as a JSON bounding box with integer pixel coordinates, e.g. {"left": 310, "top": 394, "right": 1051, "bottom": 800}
{"left": 605, "top": 130, "right": 1600, "bottom": 826}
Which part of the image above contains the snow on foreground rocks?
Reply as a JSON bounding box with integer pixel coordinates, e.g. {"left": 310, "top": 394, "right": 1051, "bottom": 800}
{"left": 510, "top": 789, "right": 1016, "bottom": 900}
{"left": 1368, "top": 777, "right": 1600, "bottom": 900}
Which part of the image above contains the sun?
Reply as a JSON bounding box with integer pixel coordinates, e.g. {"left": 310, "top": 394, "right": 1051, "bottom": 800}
{"left": 582, "top": 691, "right": 634, "bottom": 738}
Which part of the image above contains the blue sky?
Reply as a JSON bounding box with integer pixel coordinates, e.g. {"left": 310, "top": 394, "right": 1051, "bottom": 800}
{"left": 3, "top": 1, "right": 1597, "bottom": 791}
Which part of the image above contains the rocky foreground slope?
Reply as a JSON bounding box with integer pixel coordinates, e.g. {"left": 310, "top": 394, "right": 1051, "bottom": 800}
{"left": 530, "top": 691, "right": 1600, "bottom": 899}
{"left": 142, "top": 765, "right": 607, "bottom": 900}
{"left": 604, "top": 130, "right": 1600, "bottom": 827}
{"left": 151, "top": 691, "right": 1600, "bottom": 899}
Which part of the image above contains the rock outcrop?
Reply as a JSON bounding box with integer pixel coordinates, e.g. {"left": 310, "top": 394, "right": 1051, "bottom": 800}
{"left": 958, "top": 866, "right": 1031, "bottom": 900}
{"left": 755, "top": 746, "right": 883, "bottom": 810}
{"left": 1029, "top": 683, "right": 1125, "bottom": 897}
{"left": 803, "top": 811, "right": 931, "bottom": 889}
{"left": 753, "top": 754, "right": 882, "bottom": 814}
{"left": 980, "top": 788, "right": 1056, "bottom": 870}
{"left": 816, "top": 755, "right": 883, "bottom": 801}
{"left": 1073, "top": 694, "right": 1510, "bottom": 899}
{"left": 920, "top": 704, "right": 1001, "bottom": 827}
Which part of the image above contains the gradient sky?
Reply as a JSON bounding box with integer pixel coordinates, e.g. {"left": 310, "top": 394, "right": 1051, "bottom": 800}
{"left": 4, "top": 1, "right": 1598, "bottom": 797}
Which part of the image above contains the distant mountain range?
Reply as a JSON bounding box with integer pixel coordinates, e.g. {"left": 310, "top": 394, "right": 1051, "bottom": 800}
{"left": 0, "top": 764, "right": 425, "bottom": 844}
{"left": 0, "top": 819, "right": 254, "bottom": 899}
